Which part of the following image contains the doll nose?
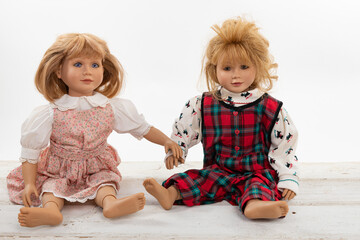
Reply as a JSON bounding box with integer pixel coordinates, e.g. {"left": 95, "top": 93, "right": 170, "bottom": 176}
{"left": 232, "top": 72, "right": 240, "bottom": 79}
{"left": 232, "top": 68, "right": 242, "bottom": 79}
{"left": 83, "top": 66, "right": 92, "bottom": 75}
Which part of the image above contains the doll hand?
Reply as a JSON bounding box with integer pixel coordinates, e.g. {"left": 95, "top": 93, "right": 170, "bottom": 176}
{"left": 164, "top": 140, "right": 182, "bottom": 160}
{"left": 282, "top": 189, "right": 296, "bottom": 201}
{"left": 22, "top": 183, "right": 39, "bottom": 207}
{"left": 165, "top": 155, "right": 185, "bottom": 170}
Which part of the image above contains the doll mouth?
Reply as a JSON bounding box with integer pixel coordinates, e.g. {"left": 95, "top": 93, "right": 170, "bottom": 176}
{"left": 231, "top": 82, "right": 243, "bottom": 86}
{"left": 81, "top": 79, "right": 93, "bottom": 83}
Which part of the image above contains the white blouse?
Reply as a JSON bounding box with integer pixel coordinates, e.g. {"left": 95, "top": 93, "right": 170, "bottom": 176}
{"left": 20, "top": 92, "right": 151, "bottom": 163}
{"left": 166, "top": 88, "right": 300, "bottom": 195}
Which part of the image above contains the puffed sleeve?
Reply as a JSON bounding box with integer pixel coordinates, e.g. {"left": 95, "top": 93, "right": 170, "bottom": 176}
{"left": 20, "top": 105, "right": 53, "bottom": 164}
{"left": 268, "top": 107, "right": 299, "bottom": 195}
{"left": 165, "top": 95, "right": 202, "bottom": 160}
{"left": 110, "top": 98, "right": 152, "bottom": 140}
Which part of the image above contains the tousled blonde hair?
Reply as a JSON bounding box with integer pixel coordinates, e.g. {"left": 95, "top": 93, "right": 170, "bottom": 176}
{"left": 35, "top": 33, "right": 124, "bottom": 102}
{"left": 202, "top": 17, "right": 278, "bottom": 97}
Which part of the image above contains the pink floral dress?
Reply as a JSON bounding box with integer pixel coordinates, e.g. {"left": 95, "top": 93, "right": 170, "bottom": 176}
{"left": 7, "top": 104, "right": 122, "bottom": 206}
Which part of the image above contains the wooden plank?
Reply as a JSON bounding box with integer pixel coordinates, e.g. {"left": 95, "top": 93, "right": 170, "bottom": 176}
{"left": 1, "top": 176, "right": 360, "bottom": 206}
{"left": 82, "top": 178, "right": 360, "bottom": 206}
{"left": 0, "top": 205, "right": 359, "bottom": 239}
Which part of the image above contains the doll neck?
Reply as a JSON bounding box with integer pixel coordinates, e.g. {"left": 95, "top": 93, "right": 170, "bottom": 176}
{"left": 219, "top": 87, "right": 263, "bottom": 107}
{"left": 68, "top": 90, "right": 96, "bottom": 97}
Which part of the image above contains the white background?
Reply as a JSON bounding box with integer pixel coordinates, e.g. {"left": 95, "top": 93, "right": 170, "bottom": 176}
{"left": 0, "top": 0, "right": 359, "bottom": 163}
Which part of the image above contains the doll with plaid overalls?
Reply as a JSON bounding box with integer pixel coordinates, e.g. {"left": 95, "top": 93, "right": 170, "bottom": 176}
{"left": 143, "top": 17, "right": 299, "bottom": 219}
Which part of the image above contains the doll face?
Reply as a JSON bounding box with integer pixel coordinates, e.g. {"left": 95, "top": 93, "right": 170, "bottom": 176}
{"left": 57, "top": 56, "right": 104, "bottom": 97}
{"left": 216, "top": 55, "right": 256, "bottom": 93}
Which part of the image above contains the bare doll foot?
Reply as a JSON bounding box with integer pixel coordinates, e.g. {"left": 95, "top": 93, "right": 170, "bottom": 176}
{"left": 18, "top": 206, "right": 63, "bottom": 227}
{"left": 102, "top": 193, "right": 146, "bottom": 218}
{"left": 244, "top": 199, "right": 289, "bottom": 219}
{"left": 143, "top": 178, "right": 178, "bottom": 210}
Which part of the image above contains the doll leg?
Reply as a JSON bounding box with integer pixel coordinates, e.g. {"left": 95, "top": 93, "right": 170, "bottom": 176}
{"left": 144, "top": 167, "right": 232, "bottom": 210}
{"left": 18, "top": 192, "right": 64, "bottom": 227}
{"left": 143, "top": 178, "right": 181, "bottom": 210}
{"left": 94, "top": 186, "right": 145, "bottom": 218}
{"left": 243, "top": 199, "right": 289, "bottom": 219}
{"left": 240, "top": 175, "right": 288, "bottom": 219}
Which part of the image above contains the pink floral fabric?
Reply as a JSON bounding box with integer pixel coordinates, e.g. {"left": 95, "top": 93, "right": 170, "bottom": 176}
{"left": 7, "top": 104, "right": 121, "bottom": 206}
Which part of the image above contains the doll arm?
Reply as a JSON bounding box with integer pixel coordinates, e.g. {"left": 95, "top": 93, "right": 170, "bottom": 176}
{"left": 143, "top": 127, "right": 182, "bottom": 160}
{"left": 21, "top": 161, "right": 39, "bottom": 207}
{"left": 20, "top": 105, "right": 53, "bottom": 163}
{"left": 110, "top": 98, "right": 152, "bottom": 139}
{"left": 268, "top": 107, "right": 299, "bottom": 196}
{"left": 165, "top": 96, "right": 203, "bottom": 161}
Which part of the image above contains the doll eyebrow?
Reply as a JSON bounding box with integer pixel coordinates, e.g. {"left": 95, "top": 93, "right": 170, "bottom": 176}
{"left": 70, "top": 58, "right": 102, "bottom": 65}
{"left": 68, "top": 58, "right": 83, "bottom": 63}
{"left": 71, "top": 57, "right": 101, "bottom": 62}
{"left": 218, "top": 63, "right": 232, "bottom": 68}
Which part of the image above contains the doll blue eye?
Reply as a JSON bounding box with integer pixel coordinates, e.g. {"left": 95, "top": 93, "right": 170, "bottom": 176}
{"left": 223, "top": 66, "right": 231, "bottom": 71}
{"left": 74, "top": 62, "right": 82, "bottom": 67}
{"left": 92, "top": 63, "right": 99, "bottom": 68}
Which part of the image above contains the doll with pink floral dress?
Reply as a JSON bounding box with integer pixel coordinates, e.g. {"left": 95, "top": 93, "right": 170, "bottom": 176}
{"left": 7, "top": 33, "right": 182, "bottom": 227}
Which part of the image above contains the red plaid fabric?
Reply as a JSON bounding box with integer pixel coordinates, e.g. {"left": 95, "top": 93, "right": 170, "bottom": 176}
{"left": 163, "top": 92, "right": 283, "bottom": 212}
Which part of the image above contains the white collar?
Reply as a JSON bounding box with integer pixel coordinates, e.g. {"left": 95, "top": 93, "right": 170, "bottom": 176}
{"left": 50, "top": 92, "right": 110, "bottom": 111}
{"left": 219, "top": 87, "right": 263, "bottom": 107}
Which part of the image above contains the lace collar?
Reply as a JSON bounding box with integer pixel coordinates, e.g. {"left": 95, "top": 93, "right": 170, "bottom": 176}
{"left": 50, "top": 92, "right": 109, "bottom": 111}
{"left": 219, "top": 87, "right": 263, "bottom": 107}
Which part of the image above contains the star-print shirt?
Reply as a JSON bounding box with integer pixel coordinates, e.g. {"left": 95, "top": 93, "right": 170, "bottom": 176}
{"left": 167, "top": 88, "right": 299, "bottom": 195}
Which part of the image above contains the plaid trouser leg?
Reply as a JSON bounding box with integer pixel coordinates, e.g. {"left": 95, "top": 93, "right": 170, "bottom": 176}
{"left": 162, "top": 166, "right": 232, "bottom": 206}
{"left": 237, "top": 172, "right": 282, "bottom": 212}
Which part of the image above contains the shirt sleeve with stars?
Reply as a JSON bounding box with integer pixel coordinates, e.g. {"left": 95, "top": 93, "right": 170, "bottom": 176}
{"left": 165, "top": 95, "right": 202, "bottom": 161}
{"left": 268, "top": 107, "right": 299, "bottom": 195}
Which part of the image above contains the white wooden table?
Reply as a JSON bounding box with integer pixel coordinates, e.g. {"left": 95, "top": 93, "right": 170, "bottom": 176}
{"left": 0, "top": 161, "right": 359, "bottom": 239}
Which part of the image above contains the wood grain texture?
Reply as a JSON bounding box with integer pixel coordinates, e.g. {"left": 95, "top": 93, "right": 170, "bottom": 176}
{"left": 1, "top": 161, "right": 359, "bottom": 239}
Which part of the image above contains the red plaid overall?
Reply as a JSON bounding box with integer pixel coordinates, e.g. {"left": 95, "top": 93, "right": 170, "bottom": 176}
{"left": 163, "top": 92, "right": 284, "bottom": 212}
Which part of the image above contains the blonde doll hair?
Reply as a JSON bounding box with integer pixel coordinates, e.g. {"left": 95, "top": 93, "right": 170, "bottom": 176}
{"left": 202, "top": 17, "right": 278, "bottom": 97}
{"left": 35, "top": 33, "right": 124, "bottom": 102}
